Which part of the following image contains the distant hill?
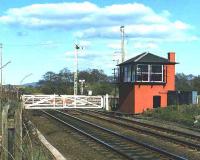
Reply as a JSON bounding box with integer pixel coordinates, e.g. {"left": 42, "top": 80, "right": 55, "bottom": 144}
{"left": 23, "top": 82, "right": 39, "bottom": 87}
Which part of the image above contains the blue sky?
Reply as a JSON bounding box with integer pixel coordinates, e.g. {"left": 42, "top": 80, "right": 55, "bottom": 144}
{"left": 0, "top": 0, "right": 200, "bottom": 84}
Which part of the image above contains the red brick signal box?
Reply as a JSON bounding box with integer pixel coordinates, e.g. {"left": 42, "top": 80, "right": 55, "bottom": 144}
{"left": 117, "top": 52, "right": 177, "bottom": 114}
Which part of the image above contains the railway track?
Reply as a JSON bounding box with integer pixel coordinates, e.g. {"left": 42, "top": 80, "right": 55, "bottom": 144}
{"left": 42, "top": 110, "right": 187, "bottom": 160}
{"left": 90, "top": 110, "right": 200, "bottom": 136}
{"left": 82, "top": 109, "right": 200, "bottom": 141}
{"left": 73, "top": 109, "right": 200, "bottom": 152}
{"left": 98, "top": 109, "right": 200, "bottom": 135}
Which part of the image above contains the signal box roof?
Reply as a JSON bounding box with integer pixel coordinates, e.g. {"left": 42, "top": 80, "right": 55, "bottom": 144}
{"left": 118, "top": 52, "right": 177, "bottom": 66}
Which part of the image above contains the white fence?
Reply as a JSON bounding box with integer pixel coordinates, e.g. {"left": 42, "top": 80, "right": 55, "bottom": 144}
{"left": 22, "top": 94, "right": 112, "bottom": 110}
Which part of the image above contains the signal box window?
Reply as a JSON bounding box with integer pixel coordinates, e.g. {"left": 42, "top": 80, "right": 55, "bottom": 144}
{"left": 136, "top": 64, "right": 164, "bottom": 82}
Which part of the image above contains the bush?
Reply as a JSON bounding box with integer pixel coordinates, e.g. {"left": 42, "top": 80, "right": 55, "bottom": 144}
{"left": 143, "top": 104, "right": 200, "bottom": 127}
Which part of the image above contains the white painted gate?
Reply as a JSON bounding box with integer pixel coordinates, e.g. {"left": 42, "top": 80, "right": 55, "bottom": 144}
{"left": 22, "top": 95, "right": 105, "bottom": 109}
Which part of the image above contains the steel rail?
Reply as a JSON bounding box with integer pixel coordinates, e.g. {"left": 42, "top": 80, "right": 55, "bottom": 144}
{"left": 75, "top": 109, "right": 200, "bottom": 150}
{"left": 87, "top": 109, "right": 200, "bottom": 140}
{"left": 51, "top": 110, "right": 187, "bottom": 160}
{"left": 42, "top": 110, "right": 135, "bottom": 160}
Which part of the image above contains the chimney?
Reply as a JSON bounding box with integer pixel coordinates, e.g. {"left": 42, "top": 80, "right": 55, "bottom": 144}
{"left": 168, "top": 52, "right": 175, "bottom": 62}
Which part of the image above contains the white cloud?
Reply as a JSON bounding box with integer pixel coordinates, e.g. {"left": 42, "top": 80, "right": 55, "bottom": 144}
{"left": 161, "top": 10, "right": 171, "bottom": 18}
{"left": 174, "top": 20, "right": 191, "bottom": 30}
{"left": 0, "top": 1, "right": 196, "bottom": 42}
{"left": 64, "top": 48, "right": 117, "bottom": 74}
{"left": 65, "top": 50, "right": 101, "bottom": 60}
{"left": 133, "top": 42, "right": 159, "bottom": 49}
{"left": 107, "top": 42, "right": 121, "bottom": 50}
{"left": 4, "top": 2, "right": 98, "bottom": 18}
{"left": 41, "top": 40, "right": 61, "bottom": 48}
{"left": 103, "top": 3, "right": 152, "bottom": 15}
{"left": 79, "top": 40, "right": 91, "bottom": 48}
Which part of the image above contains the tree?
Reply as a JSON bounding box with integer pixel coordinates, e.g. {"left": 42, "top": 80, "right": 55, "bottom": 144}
{"left": 24, "top": 68, "right": 115, "bottom": 95}
{"left": 89, "top": 83, "right": 114, "bottom": 95}
{"left": 58, "top": 68, "right": 73, "bottom": 82}
{"left": 175, "top": 73, "right": 200, "bottom": 94}
{"left": 79, "top": 69, "right": 108, "bottom": 83}
{"left": 20, "top": 86, "right": 40, "bottom": 95}
{"left": 175, "top": 73, "right": 192, "bottom": 91}
{"left": 191, "top": 76, "right": 200, "bottom": 94}
{"left": 43, "top": 71, "right": 57, "bottom": 82}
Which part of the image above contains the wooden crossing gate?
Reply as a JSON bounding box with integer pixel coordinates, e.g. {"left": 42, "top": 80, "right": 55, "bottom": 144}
{"left": 22, "top": 94, "right": 106, "bottom": 109}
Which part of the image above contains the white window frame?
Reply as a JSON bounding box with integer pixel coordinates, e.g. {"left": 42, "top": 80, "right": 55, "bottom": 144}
{"left": 136, "top": 64, "right": 149, "bottom": 82}
{"left": 150, "top": 65, "right": 163, "bottom": 82}
{"left": 136, "top": 64, "right": 164, "bottom": 83}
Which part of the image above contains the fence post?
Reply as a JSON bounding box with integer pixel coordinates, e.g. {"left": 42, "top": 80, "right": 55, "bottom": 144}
{"left": 14, "top": 102, "right": 22, "bottom": 160}
{"left": 105, "top": 94, "right": 109, "bottom": 111}
{"left": 101, "top": 96, "right": 104, "bottom": 108}
{"left": 1, "top": 104, "right": 9, "bottom": 160}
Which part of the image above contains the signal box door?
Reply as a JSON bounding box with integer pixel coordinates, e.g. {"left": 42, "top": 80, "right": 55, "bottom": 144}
{"left": 153, "top": 96, "right": 161, "bottom": 108}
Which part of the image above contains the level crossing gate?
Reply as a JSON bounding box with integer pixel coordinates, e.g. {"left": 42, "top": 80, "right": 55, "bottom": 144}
{"left": 22, "top": 94, "right": 108, "bottom": 110}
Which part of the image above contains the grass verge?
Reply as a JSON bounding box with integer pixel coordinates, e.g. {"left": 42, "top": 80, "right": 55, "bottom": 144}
{"left": 142, "top": 104, "right": 200, "bottom": 128}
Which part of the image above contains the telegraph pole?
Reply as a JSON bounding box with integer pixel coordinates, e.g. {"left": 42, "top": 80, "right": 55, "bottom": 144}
{"left": 74, "top": 44, "right": 79, "bottom": 96}
{"left": 0, "top": 43, "right": 2, "bottom": 111}
{"left": 120, "top": 26, "right": 125, "bottom": 63}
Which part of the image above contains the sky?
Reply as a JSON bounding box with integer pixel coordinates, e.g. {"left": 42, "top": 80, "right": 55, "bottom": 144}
{"left": 0, "top": 0, "right": 200, "bottom": 84}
